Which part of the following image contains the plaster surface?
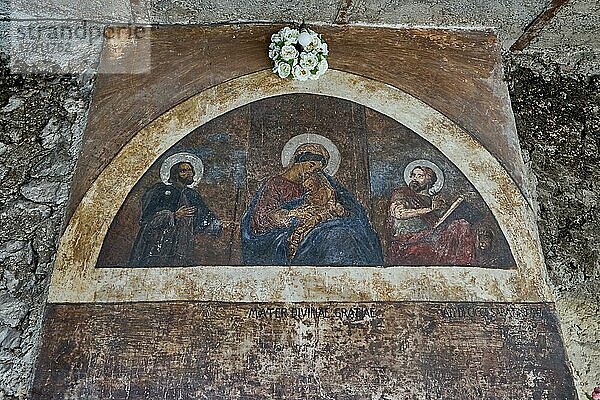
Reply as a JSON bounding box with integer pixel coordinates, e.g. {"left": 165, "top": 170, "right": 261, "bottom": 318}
{"left": 0, "top": 15, "right": 597, "bottom": 399}
{"left": 147, "top": 0, "right": 340, "bottom": 25}
{"left": 8, "top": 0, "right": 134, "bottom": 22}
{"left": 343, "top": 0, "right": 547, "bottom": 47}
{"left": 50, "top": 69, "right": 549, "bottom": 304}
{"left": 524, "top": 0, "right": 600, "bottom": 76}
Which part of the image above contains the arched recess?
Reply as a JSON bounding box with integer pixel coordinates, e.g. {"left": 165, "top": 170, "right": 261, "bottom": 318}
{"left": 49, "top": 70, "right": 551, "bottom": 304}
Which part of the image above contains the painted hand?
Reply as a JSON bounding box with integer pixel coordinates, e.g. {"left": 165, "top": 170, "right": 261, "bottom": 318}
{"left": 175, "top": 205, "right": 196, "bottom": 219}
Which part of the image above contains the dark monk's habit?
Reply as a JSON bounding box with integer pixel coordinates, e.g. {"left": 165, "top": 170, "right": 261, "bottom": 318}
{"left": 129, "top": 183, "right": 220, "bottom": 267}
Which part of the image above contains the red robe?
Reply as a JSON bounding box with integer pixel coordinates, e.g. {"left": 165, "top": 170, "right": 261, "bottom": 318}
{"left": 250, "top": 175, "right": 304, "bottom": 234}
{"left": 387, "top": 187, "right": 475, "bottom": 265}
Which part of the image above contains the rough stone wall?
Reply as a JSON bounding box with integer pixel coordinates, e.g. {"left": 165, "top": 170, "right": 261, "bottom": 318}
{"left": 0, "top": 55, "right": 94, "bottom": 398}
{"left": 506, "top": 56, "right": 600, "bottom": 398}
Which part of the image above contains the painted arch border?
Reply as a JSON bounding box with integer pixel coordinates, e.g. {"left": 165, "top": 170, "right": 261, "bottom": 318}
{"left": 49, "top": 69, "right": 552, "bottom": 304}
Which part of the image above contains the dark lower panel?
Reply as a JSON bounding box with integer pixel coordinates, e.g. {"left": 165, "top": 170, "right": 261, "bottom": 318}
{"left": 33, "top": 302, "right": 576, "bottom": 400}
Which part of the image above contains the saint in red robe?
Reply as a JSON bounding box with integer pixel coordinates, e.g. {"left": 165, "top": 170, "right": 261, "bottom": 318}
{"left": 387, "top": 187, "right": 475, "bottom": 265}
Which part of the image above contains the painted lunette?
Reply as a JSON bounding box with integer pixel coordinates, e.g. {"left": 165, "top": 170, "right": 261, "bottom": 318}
{"left": 49, "top": 70, "right": 552, "bottom": 304}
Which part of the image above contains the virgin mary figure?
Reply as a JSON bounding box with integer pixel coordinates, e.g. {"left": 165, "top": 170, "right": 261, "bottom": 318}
{"left": 241, "top": 134, "right": 383, "bottom": 266}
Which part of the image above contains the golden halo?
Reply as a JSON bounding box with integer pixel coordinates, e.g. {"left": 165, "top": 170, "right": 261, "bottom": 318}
{"left": 159, "top": 152, "right": 204, "bottom": 187}
{"left": 281, "top": 133, "right": 340, "bottom": 176}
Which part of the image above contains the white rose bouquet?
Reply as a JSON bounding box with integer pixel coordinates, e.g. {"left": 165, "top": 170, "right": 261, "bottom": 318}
{"left": 269, "top": 26, "right": 329, "bottom": 81}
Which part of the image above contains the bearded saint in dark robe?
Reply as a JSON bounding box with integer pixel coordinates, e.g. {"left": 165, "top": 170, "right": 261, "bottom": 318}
{"left": 129, "top": 161, "right": 221, "bottom": 267}
{"left": 241, "top": 142, "right": 383, "bottom": 266}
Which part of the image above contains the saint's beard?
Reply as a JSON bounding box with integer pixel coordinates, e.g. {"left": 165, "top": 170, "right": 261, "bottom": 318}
{"left": 409, "top": 180, "right": 428, "bottom": 193}
{"left": 178, "top": 176, "right": 194, "bottom": 186}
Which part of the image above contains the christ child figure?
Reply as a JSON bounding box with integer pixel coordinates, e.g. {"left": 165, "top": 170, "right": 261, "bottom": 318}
{"left": 287, "top": 173, "right": 346, "bottom": 258}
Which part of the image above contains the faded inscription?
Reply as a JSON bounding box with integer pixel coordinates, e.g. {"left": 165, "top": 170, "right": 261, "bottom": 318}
{"left": 441, "top": 304, "right": 546, "bottom": 319}
{"left": 246, "top": 306, "right": 378, "bottom": 321}
{"left": 34, "top": 302, "right": 575, "bottom": 400}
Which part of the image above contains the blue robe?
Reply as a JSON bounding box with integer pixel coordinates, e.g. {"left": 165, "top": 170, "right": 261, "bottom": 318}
{"left": 241, "top": 175, "right": 383, "bottom": 266}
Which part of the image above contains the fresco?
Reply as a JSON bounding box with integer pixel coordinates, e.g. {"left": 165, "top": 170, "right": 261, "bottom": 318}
{"left": 97, "top": 94, "right": 515, "bottom": 268}
{"left": 128, "top": 153, "right": 222, "bottom": 267}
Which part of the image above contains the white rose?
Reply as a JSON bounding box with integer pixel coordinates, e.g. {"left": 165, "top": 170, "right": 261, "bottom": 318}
{"left": 271, "top": 33, "right": 283, "bottom": 43}
{"left": 316, "top": 58, "right": 328, "bottom": 77}
{"left": 277, "top": 62, "right": 292, "bottom": 78}
{"left": 280, "top": 44, "right": 299, "bottom": 61}
{"left": 299, "top": 52, "right": 318, "bottom": 70}
{"left": 304, "top": 33, "right": 321, "bottom": 52}
{"left": 292, "top": 64, "right": 311, "bottom": 81}
{"left": 268, "top": 45, "right": 280, "bottom": 60}
{"left": 281, "top": 27, "right": 299, "bottom": 45}
{"left": 310, "top": 35, "right": 322, "bottom": 49}
{"left": 319, "top": 42, "right": 328, "bottom": 56}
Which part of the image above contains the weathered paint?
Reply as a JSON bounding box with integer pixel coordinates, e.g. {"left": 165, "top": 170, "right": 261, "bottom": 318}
{"left": 68, "top": 26, "right": 529, "bottom": 218}
{"left": 97, "top": 94, "right": 515, "bottom": 269}
{"left": 32, "top": 302, "right": 576, "bottom": 399}
{"left": 49, "top": 70, "right": 550, "bottom": 304}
